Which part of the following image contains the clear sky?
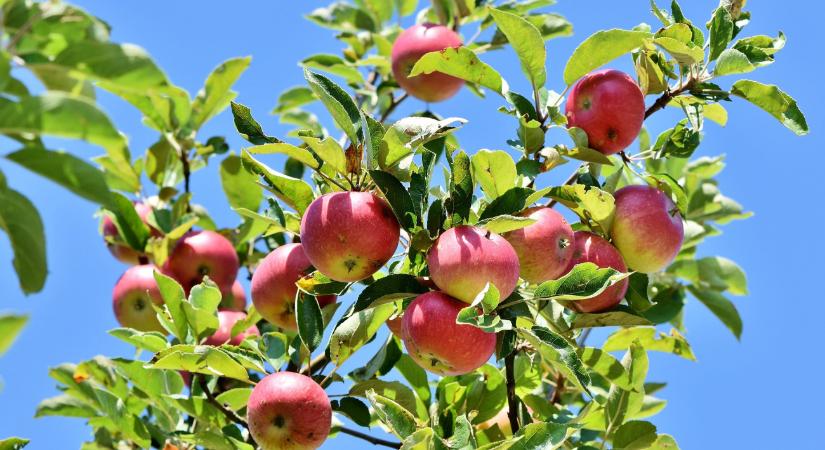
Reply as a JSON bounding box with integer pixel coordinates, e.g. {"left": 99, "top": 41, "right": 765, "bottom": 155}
{"left": 1, "top": 1, "right": 822, "bottom": 449}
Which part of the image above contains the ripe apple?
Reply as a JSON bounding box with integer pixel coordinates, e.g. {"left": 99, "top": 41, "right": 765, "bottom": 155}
{"left": 610, "top": 185, "right": 685, "bottom": 273}
{"left": 478, "top": 408, "right": 513, "bottom": 436}
{"left": 563, "top": 231, "right": 628, "bottom": 313}
{"left": 220, "top": 280, "right": 247, "bottom": 311}
{"left": 565, "top": 69, "right": 645, "bottom": 155}
{"left": 503, "top": 207, "right": 575, "bottom": 284}
{"left": 391, "top": 23, "right": 465, "bottom": 102}
{"left": 401, "top": 291, "right": 496, "bottom": 376}
{"left": 427, "top": 225, "right": 520, "bottom": 303}
{"left": 251, "top": 243, "right": 337, "bottom": 330}
{"left": 164, "top": 230, "right": 239, "bottom": 295}
{"left": 102, "top": 201, "right": 153, "bottom": 264}
{"left": 204, "top": 310, "right": 260, "bottom": 346}
{"left": 300, "top": 191, "right": 400, "bottom": 282}
{"left": 247, "top": 372, "right": 331, "bottom": 450}
{"left": 112, "top": 265, "right": 165, "bottom": 333}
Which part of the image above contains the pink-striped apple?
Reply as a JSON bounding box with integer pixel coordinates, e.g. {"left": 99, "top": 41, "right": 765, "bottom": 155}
{"left": 563, "top": 231, "right": 628, "bottom": 313}
{"left": 300, "top": 191, "right": 400, "bottom": 282}
{"left": 610, "top": 185, "right": 685, "bottom": 273}
{"left": 401, "top": 291, "right": 496, "bottom": 376}
{"left": 427, "top": 226, "right": 520, "bottom": 303}
{"left": 247, "top": 372, "right": 331, "bottom": 450}
{"left": 566, "top": 69, "right": 645, "bottom": 155}
{"left": 251, "top": 243, "right": 337, "bottom": 330}
{"left": 112, "top": 265, "right": 165, "bottom": 332}
{"left": 391, "top": 23, "right": 464, "bottom": 102}
{"left": 503, "top": 207, "right": 575, "bottom": 284}
{"left": 204, "top": 310, "right": 259, "bottom": 346}
{"left": 164, "top": 230, "right": 239, "bottom": 295}
{"left": 102, "top": 202, "right": 153, "bottom": 264}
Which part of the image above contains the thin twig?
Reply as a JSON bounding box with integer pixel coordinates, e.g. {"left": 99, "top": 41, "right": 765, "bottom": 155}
{"left": 5, "top": 9, "right": 42, "bottom": 54}
{"left": 379, "top": 93, "right": 409, "bottom": 123}
{"left": 504, "top": 352, "right": 521, "bottom": 434}
{"left": 337, "top": 426, "right": 401, "bottom": 448}
{"left": 300, "top": 353, "right": 330, "bottom": 376}
{"left": 197, "top": 376, "right": 249, "bottom": 429}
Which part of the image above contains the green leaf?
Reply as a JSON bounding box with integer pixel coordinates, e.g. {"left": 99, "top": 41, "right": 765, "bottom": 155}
{"left": 35, "top": 394, "right": 97, "bottom": 418}
{"left": 471, "top": 149, "right": 517, "bottom": 199}
{"left": 687, "top": 285, "right": 742, "bottom": 339}
{"left": 0, "top": 437, "right": 29, "bottom": 450}
{"left": 714, "top": 48, "right": 755, "bottom": 76}
{"left": 332, "top": 396, "right": 372, "bottom": 427}
{"left": 519, "top": 326, "right": 591, "bottom": 392}
{"left": 0, "top": 93, "right": 138, "bottom": 191}
{"left": 490, "top": 8, "right": 546, "bottom": 88}
{"left": 296, "top": 293, "right": 324, "bottom": 352}
{"left": 577, "top": 346, "right": 634, "bottom": 391}
{"left": 446, "top": 150, "right": 473, "bottom": 224}
{"left": 479, "top": 187, "right": 535, "bottom": 220}
{"left": 410, "top": 47, "right": 509, "bottom": 96}
{"left": 370, "top": 170, "right": 417, "bottom": 230}
{"left": 708, "top": 7, "right": 734, "bottom": 62}
{"left": 477, "top": 215, "right": 536, "bottom": 234}
{"left": 304, "top": 69, "right": 361, "bottom": 144}
{"left": 108, "top": 328, "right": 168, "bottom": 353}
{"left": 190, "top": 56, "right": 251, "bottom": 130}
{"left": 457, "top": 284, "right": 509, "bottom": 332}
{"left": 231, "top": 102, "right": 279, "bottom": 145}
{"left": 605, "top": 342, "right": 648, "bottom": 432}
{"left": 571, "top": 309, "right": 653, "bottom": 329}
{"left": 0, "top": 187, "right": 46, "bottom": 294}
{"left": 241, "top": 150, "right": 315, "bottom": 214}
{"left": 533, "top": 262, "right": 629, "bottom": 302}
{"left": 669, "top": 256, "right": 747, "bottom": 295}
{"left": 0, "top": 313, "right": 28, "bottom": 356}
{"left": 109, "top": 192, "right": 150, "bottom": 251}
{"left": 307, "top": 3, "right": 378, "bottom": 32}
{"left": 183, "top": 282, "right": 222, "bottom": 341}
{"left": 301, "top": 53, "right": 364, "bottom": 85}
{"left": 154, "top": 271, "right": 188, "bottom": 341}
{"left": 151, "top": 345, "right": 249, "bottom": 380}
{"left": 366, "top": 389, "right": 418, "bottom": 439}
{"left": 273, "top": 86, "right": 317, "bottom": 113}
{"left": 300, "top": 136, "right": 347, "bottom": 176}
{"left": 603, "top": 327, "right": 696, "bottom": 361}
{"left": 613, "top": 421, "right": 658, "bottom": 449}
{"left": 330, "top": 303, "right": 395, "bottom": 365}
{"left": 545, "top": 184, "right": 615, "bottom": 234}
{"left": 563, "top": 29, "right": 652, "bottom": 85}
{"left": 354, "top": 275, "right": 426, "bottom": 311}
{"left": 350, "top": 380, "right": 419, "bottom": 416}
{"left": 215, "top": 388, "right": 253, "bottom": 411}
{"left": 731, "top": 80, "right": 808, "bottom": 135}
{"left": 653, "top": 37, "right": 704, "bottom": 65}
{"left": 380, "top": 117, "right": 465, "bottom": 172}
{"left": 510, "top": 422, "right": 573, "bottom": 449}
{"left": 247, "top": 142, "right": 319, "bottom": 170}
{"left": 220, "top": 153, "right": 262, "bottom": 212}
{"left": 395, "top": 354, "right": 431, "bottom": 406}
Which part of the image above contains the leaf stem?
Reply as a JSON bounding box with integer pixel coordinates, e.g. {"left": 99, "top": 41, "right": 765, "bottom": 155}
{"left": 337, "top": 426, "right": 401, "bottom": 448}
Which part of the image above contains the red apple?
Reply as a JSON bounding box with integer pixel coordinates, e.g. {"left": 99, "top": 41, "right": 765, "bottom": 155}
{"left": 563, "top": 231, "right": 628, "bottom": 313}
{"left": 247, "top": 372, "right": 331, "bottom": 450}
{"left": 610, "top": 185, "right": 684, "bottom": 273}
{"left": 401, "top": 291, "right": 496, "bottom": 376}
{"left": 300, "top": 191, "right": 400, "bottom": 282}
{"left": 503, "top": 207, "right": 575, "bottom": 284}
{"left": 391, "top": 23, "right": 465, "bottom": 102}
{"left": 112, "top": 265, "right": 165, "bottom": 333}
{"left": 204, "top": 310, "right": 260, "bottom": 346}
{"left": 164, "top": 230, "right": 239, "bottom": 295}
{"left": 102, "top": 202, "right": 153, "bottom": 264}
{"left": 220, "top": 280, "right": 247, "bottom": 311}
{"left": 387, "top": 316, "right": 403, "bottom": 337}
{"left": 565, "top": 69, "right": 645, "bottom": 155}
{"left": 427, "top": 225, "right": 520, "bottom": 303}
{"left": 251, "top": 243, "right": 337, "bottom": 330}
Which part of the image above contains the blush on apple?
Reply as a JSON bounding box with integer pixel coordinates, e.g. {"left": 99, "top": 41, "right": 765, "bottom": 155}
{"left": 204, "top": 310, "right": 259, "bottom": 346}
{"left": 164, "top": 230, "right": 239, "bottom": 295}
{"left": 391, "top": 23, "right": 465, "bottom": 102}
{"left": 112, "top": 265, "right": 165, "bottom": 333}
{"left": 562, "top": 231, "right": 628, "bottom": 313}
{"left": 503, "top": 207, "right": 574, "bottom": 284}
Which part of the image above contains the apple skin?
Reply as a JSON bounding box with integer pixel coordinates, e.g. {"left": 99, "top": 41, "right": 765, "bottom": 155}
{"left": 565, "top": 69, "right": 645, "bottom": 155}
{"left": 401, "top": 291, "right": 497, "bottom": 376}
{"left": 563, "top": 231, "right": 629, "bottom": 313}
{"left": 610, "top": 185, "right": 685, "bottom": 273}
{"left": 219, "top": 280, "right": 247, "bottom": 311}
{"left": 386, "top": 316, "right": 404, "bottom": 337}
{"left": 112, "top": 265, "right": 165, "bottom": 333}
{"left": 251, "top": 243, "right": 337, "bottom": 330}
{"left": 204, "top": 310, "right": 260, "bottom": 346}
{"left": 164, "top": 230, "right": 239, "bottom": 295}
{"left": 300, "top": 191, "right": 400, "bottom": 282}
{"left": 427, "top": 225, "right": 520, "bottom": 303}
{"left": 503, "top": 207, "right": 575, "bottom": 284}
{"left": 102, "top": 202, "right": 153, "bottom": 264}
{"left": 391, "top": 23, "right": 465, "bottom": 102}
{"left": 247, "top": 372, "right": 331, "bottom": 450}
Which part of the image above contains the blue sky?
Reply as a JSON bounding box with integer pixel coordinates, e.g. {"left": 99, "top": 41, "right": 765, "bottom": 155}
{"left": 1, "top": 1, "right": 822, "bottom": 449}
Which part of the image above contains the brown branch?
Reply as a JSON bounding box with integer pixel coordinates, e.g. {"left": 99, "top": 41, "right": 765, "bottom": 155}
{"left": 338, "top": 426, "right": 401, "bottom": 448}
{"left": 549, "top": 371, "right": 565, "bottom": 405}
{"left": 379, "top": 93, "right": 409, "bottom": 123}
{"left": 197, "top": 376, "right": 249, "bottom": 429}
{"left": 300, "top": 353, "right": 330, "bottom": 376}
{"left": 181, "top": 148, "right": 191, "bottom": 194}
{"left": 504, "top": 352, "right": 521, "bottom": 434}
{"left": 644, "top": 78, "right": 698, "bottom": 119}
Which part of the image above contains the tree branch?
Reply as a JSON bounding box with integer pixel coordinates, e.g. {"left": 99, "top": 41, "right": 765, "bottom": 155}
{"left": 504, "top": 352, "right": 521, "bottom": 434}
{"left": 197, "top": 376, "right": 249, "bottom": 429}
{"left": 300, "top": 353, "right": 330, "bottom": 376}
{"left": 644, "top": 78, "right": 698, "bottom": 119}
{"left": 338, "top": 426, "right": 401, "bottom": 448}
{"left": 379, "top": 93, "right": 409, "bottom": 123}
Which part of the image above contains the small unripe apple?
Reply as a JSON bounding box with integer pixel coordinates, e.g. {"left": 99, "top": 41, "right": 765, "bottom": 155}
{"left": 391, "top": 23, "right": 465, "bottom": 102}
{"left": 611, "top": 185, "right": 685, "bottom": 273}
{"left": 427, "top": 226, "right": 520, "bottom": 303}
{"left": 112, "top": 265, "right": 165, "bottom": 332}
{"left": 566, "top": 69, "right": 645, "bottom": 155}
{"left": 251, "top": 243, "right": 337, "bottom": 330}
{"left": 300, "top": 191, "right": 400, "bottom": 282}
{"left": 563, "top": 231, "right": 628, "bottom": 313}
{"left": 204, "top": 310, "right": 259, "bottom": 346}
{"left": 247, "top": 372, "right": 331, "bottom": 450}
{"left": 102, "top": 202, "right": 154, "bottom": 264}
{"left": 164, "top": 230, "right": 239, "bottom": 295}
{"left": 503, "top": 207, "right": 575, "bottom": 284}
{"left": 401, "top": 291, "right": 496, "bottom": 376}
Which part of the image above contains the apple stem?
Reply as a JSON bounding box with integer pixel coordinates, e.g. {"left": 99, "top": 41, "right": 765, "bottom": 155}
{"left": 337, "top": 426, "right": 401, "bottom": 448}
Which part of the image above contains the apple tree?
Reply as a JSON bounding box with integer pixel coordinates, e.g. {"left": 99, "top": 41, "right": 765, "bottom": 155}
{"left": 0, "top": 0, "right": 809, "bottom": 449}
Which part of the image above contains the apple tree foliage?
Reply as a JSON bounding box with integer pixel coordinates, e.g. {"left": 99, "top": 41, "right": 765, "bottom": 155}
{"left": 0, "top": 0, "right": 809, "bottom": 448}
